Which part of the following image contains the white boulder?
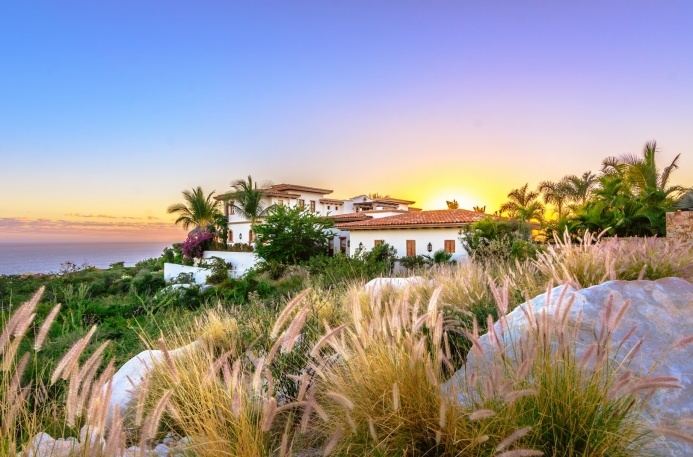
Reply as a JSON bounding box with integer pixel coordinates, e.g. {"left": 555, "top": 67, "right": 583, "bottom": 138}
{"left": 363, "top": 276, "right": 428, "bottom": 294}
{"left": 108, "top": 342, "right": 198, "bottom": 419}
{"left": 456, "top": 278, "right": 693, "bottom": 456}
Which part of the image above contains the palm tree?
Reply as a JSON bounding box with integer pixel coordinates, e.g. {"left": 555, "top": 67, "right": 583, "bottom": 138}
{"left": 564, "top": 171, "right": 599, "bottom": 206}
{"left": 538, "top": 179, "right": 572, "bottom": 220}
{"left": 601, "top": 140, "right": 685, "bottom": 198}
{"left": 446, "top": 199, "right": 459, "bottom": 209}
{"left": 499, "top": 184, "right": 545, "bottom": 222}
{"left": 167, "top": 187, "right": 221, "bottom": 231}
{"left": 676, "top": 191, "right": 693, "bottom": 210}
{"left": 367, "top": 192, "right": 390, "bottom": 199}
{"left": 227, "top": 175, "right": 274, "bottom": 224}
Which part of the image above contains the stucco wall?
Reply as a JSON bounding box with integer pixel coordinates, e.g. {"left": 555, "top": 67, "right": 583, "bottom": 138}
{"left": 348, "top": 227, "right": 467, "bottom": 261}
{"left": 163, "top": 263, "right": 212, "bottom": 285}
{"left": 666, "top": 211, "right": 693, "bottom": 243}
{"left": 203, "top": 251, "right": 259, "bottom": 275}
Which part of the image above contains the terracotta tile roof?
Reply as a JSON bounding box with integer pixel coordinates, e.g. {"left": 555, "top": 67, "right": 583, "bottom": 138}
{"left": 262, "top": 189, "right": 301, "bottom": 198}
{"left": 319, "top": 198, "right": 345, "bottom": 204}
{"left": 335, "top": 209, "right": 493, "bottom": 229}
{"left": 373, "top": 197, "right": 416, "bottom": 205}
{"left": 271, "top": 184, "right": 333, "bottom": 195}
{"left": 329, "top": 212, "right": 373, "bottom": 222}
{"left": 215, "top": 189, "right": 303, "bottom": 200}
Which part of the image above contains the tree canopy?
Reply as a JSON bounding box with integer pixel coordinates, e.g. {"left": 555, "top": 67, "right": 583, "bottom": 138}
{"left": 253, "top": 204, "right": 335, "bottom": 264}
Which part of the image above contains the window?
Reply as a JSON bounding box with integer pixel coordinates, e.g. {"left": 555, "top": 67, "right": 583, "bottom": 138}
{"left": 228, "top": 201, "right": 235, "bottom": 215}
{"left": 374, "top": 240, "right": 383, "bottom": 247}
{"left": 298, "top": 199, "right": 305, "bottom": 209}
{"left": 444, "top": 240, "right": 456, "bottom": 253}
{"left": 228, "top": 230, "right": 233, "bottom": 243}
{"left": 278, "top": 200, "right": 284, "bottom": 206}
{"left": 406, "top": 240, "right": 416, "bottom": 257}
{"left": 327, "top": 205, "right": 331, "bottom": 210}
{"left": 310, "top": 200, "right": 316, "bottom": 212}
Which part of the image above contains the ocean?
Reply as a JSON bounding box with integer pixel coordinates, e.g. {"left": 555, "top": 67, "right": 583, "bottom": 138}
{"left": 0, "top": 242, "right": 173, "bottom": 276}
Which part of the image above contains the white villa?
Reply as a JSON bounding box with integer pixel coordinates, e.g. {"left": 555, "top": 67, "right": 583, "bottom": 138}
{"left": 216, "top": 182, "right": 494, "bottom": 261}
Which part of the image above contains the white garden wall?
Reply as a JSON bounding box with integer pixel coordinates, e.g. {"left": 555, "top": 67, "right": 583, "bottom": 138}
{"left": 348, "top": 227, "right": 468, "bottom": 262}
{"left": 163, "top": 263, "right": 211, "bottom": 285}
{"left": 203, "top": 251, "right": 259, "bottom": 276}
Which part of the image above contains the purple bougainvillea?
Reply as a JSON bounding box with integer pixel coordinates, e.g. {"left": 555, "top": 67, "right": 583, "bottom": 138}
{"left": 181, "top": 231, "right": 215, "bottom": 261}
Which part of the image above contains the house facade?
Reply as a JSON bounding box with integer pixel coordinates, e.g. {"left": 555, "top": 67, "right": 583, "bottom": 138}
{"left": 216, "top": 182, "right": 489, "bottom": 260}
{"left": 216, "top": 183, "right": 422, "bottom": 255}
{"left": 336, "top": 209, "right": 491, "bottom": 261}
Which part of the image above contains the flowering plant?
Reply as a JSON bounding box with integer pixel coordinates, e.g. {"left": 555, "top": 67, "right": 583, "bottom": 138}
{"left": 181, "top": 231, "right": 215, "bottom": 261}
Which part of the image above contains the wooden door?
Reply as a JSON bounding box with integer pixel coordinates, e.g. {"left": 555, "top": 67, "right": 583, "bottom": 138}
{"left": 406, "top": 240, "right": 416, "bottom": 257}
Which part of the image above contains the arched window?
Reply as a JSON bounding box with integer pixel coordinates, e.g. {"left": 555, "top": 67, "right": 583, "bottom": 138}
{"left": 228, "top": 230, "right": 233, "bottom": 243}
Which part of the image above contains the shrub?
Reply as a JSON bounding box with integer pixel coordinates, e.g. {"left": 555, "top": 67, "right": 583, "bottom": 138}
{"left": 226, "top": 242, "right": 254, "bottom": 252}
{"left": 132, "top": 271, "right": 166, "bottom": 295}
{"left": 181, "top": 232, "right": 215, "bottom": 261}
{"left": 201, "top": 257, "right": 232, "bottom": 285}
{"left": 430, "top": 248, "right": 454, "bottom": 264}
{"left": 253, "top": 204, "right": 335, "bottom": 264}
{"left": 399, "top": 255, "right": 430, "bottom": 270}
{"left": 460, "top": 217, "right": 535, "bottom": 262}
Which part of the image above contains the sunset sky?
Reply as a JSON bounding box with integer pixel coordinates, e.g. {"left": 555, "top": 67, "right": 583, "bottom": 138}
{"left": 1, "top": 1, "right": 692, "bottom": 242}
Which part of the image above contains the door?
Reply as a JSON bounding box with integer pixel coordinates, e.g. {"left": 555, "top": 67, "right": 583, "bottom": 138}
{"left": 406, "top": 240, "right": 416, "bottom": 257}
{"left": 339, "top": 237, "right": 347, "bottom": 254}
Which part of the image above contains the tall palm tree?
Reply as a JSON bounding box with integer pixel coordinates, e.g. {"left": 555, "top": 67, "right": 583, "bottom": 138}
{"left": 538, "top": 179, "right": 572, "bottom": 219}
{"left": 601, "top": 140, "right": 685, "bottom": 198}
{"left": 499, "top": 183, "right": 545, "bottom": 222}
{"left": 167, "top": 187, "right": 220, "bottom": 231}
{"left": 227, "top": 175, "right": 274, "bottom": 224}
{"left": 564, "top": 171, "right": 599, "bottom": 206}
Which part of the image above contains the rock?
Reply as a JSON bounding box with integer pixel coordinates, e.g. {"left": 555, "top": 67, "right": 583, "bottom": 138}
{"left": 172, "top": 437, "right": 193, "bottom": 457}
{"left": 26, "top": 433, "right": 80, "bottom": 457}
{"left": 152, "top": 443, "right": 170, "bottom": 456}
{"left": 363, "top": 277, "right": 427, "bottom": 294}
{"left": 454, "top": 278, "right": 693, "bottom": 457}
{"left": 108, "top": 342, "right": 198, "bottom": 420}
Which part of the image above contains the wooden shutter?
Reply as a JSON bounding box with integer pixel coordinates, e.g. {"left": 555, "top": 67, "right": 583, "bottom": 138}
{"left": 406, "top": 240, "right": 416, "bottom": 257}
{"left": 444, "top": 240, "right": 455, "bottom": 253}
{"left": 374, "top": 240, "right": 383, "bottom": 247}
{"left": 249, "top": 230, "right": 253, "bottom": 243}
{"left": 310, "top": 200, "right": 316, "bottom": 212}
{"left": 228, "top": 230, "right": 233, "bottom": 243}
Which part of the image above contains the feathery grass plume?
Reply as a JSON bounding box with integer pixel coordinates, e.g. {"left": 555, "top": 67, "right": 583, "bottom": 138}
{"left": 469, "top": 409, "right": 496, "bottom": 421}
{"left": 262, "top": 397, "right": 277, "bottom": 432}
{"left": 326, "top": 392, "right": 354, "bottom": 410}
{"left": 281, "top": 300, "right": 312, "bottom": 353}
{"left": 310, "top": 324, "right": 348, "bottom": 357}
{"left": 0, "top": 286, "right": 43, "bottom": 355}
{"left": 158, "top": 337, "right": 180, "bottom": 384}
{"left": 503, "top": 389, "right": 536, "bottom": 404}
{"left": 33, "top": 304, "right": 60, "bottom": 351}
{"left": 322, "top": 427, "right": 344, "bottom": 456}
{"left": 627, "top": 379, "right": 682, "bottom": 395}
{"left": 674, "top": 335, "right": 693, "bottom": 349}
{"left": 270, "top": 288, "right": 312, "bottom": 338}
{"left": 651, "top": 426, "right": 693, "bottom": 445}
{"left": 495, "top": 450, "right": 543, "bottom": 457}
{"left": 140, "top": 390, "right": 172, "bottom": 446}
{"left": 50, "top": 325, "right": 97, "bottom": 384}
{"left": 496, "top": 426, "right": 532, "bottom": 451}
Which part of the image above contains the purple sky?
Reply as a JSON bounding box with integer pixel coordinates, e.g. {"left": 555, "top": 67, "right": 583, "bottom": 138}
{"left": 1, "top": 1, "right": 691, "bottom": 241}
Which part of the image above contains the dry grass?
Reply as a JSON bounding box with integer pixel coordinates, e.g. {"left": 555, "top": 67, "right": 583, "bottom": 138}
{"left": 535, "top": 230, "right": 693, "bottom": 288}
